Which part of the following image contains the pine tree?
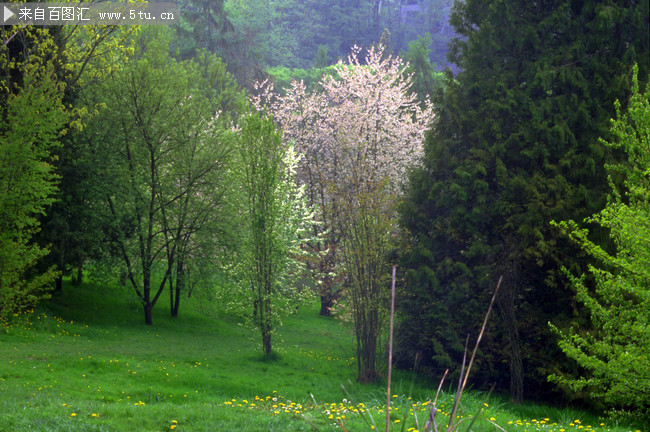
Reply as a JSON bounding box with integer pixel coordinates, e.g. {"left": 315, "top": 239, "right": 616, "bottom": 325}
{"left": 398, "top": 0, "right": 648, "bottom": 402}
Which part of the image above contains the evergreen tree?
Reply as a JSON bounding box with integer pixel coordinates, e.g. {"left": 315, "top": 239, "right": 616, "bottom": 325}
{"left": 398, "top": 0, "right": 648, "bottom": 402}
{"left": 174, "top": 0, "right": 234, "bottom": 59}
{"left": 402, "top": 33, "right": 444, "bottom": 105}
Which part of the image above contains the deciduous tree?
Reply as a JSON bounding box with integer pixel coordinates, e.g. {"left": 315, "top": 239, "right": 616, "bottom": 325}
{"left": 227, "top": 112, "right": 318, "bottom": 355}
{"left": 35, "top": 25, "right": 136, "bottom": 292}
{"left": 551, "top": 66, "right": 650, "bottom": 419}
{"left": 0, "top": 27, "right": 67, "bottom": 318}
{"left": 257, "top": 44, "right": 431, "bottom": 380}
{"left": 86, "top": 28, "right": 236, "bottom": 325}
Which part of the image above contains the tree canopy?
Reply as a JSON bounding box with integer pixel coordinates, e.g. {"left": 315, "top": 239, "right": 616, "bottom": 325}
{"left": 398, "top": 0, "right": 649, "bottom": 402}
{"left": 0, "top": 27, "right": 68, "bottom": 319}
{"left": 256, "top": 44, "right": 431, "bottom": 380}
{"left": 551, "top": 66, "right": 650, "bottom": 418}
{"left": 82, "top": 28, "right": 242, "bottom": 325}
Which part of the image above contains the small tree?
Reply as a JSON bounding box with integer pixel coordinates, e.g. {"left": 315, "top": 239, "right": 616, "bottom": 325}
{"left": 86, "top": 28, "right": 234, "bottom": 325}
{"left": 257, "top": 45, "right": 431, "bottom": 380}
{"left": 402, "top": 33, "right": 443, "bottom": 106}
{"left": 230, "top": 112, "right": 318, "bottom": 355}
{"left": 0, "top": 28, "right": 67, "bottom": 318}
{"left": 551, "top": 66, "right": 650, "bottom": 417}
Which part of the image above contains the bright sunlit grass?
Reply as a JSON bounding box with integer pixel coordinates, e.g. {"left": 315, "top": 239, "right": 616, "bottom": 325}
{"left": 0, "top": 281, "right": 643, "bottom": 431}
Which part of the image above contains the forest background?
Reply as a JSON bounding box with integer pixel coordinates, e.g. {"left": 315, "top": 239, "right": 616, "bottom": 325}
{"left": 1, "top": 0, "right": 648, "bottom": 426}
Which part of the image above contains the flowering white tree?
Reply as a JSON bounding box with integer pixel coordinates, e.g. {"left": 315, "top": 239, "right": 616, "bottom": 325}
{"left": 255, "top": 45, "right": 432, "bottom": 381}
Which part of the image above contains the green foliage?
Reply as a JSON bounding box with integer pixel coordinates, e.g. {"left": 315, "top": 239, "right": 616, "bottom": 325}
{"left": 398, "top": 0, "right": 649, "bottom": 403}
{"left": 313, "top": 44, "right": 329, "bottom": 69}
{"left": 402, "top": 33, "right": 444, "bottom": 105}
{"left": 33, "top": 26, "right": 139, "bottom": 291}
{"left": 550, "top": 67, "right": 650, "bottom": 418}
{"left": 0, "top": 27, "right": 68, "bottom": 319}
{"left": 83, "top": 27, "right": 242, "bottom": 324}
{"left": 215, "top": 0, "right": 457, "bottom": 85}
{"left": 173, "top": 0, "right": 233, "bottom": 59}
{"left": 227, "top": 112, "right": 318, "bottom": 355}
{"left": 265, "top": 64, "right": 341, "bottom": 94}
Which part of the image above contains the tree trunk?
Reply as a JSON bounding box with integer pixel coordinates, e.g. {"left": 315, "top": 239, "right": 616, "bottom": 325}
{"left": 172, "top": 285, "right": 181, "bottom": 317}
{"left": 498, "top": 278, "right": 524, "bottom": 403}
{"left": 318, "top": 244, "right": 338, "bottom": 316}
{"left": 262, "top": 327, "right": 272, "bottom": 355}
{"left": 169, "top": 274, "right": 175, "bottom": 318}
{"left": 143, "top": 270, "right": 153, "bottom": 325}
{"left": 172, "top": 260, "right": 184, "bottom": 318}
{"left": 261, "top": 294, "right": 272, "bottom": 355}
{"left": 508, "top": 328, "right": 524, "bottom": 403}
{"left": 356, "top": 304, "right": 379, "bottom": 383}
{"left": 357, "top": 332, "right": 378, "bottom": 383}
{"left": 187, "top": 267, "right": 193, "bottom": 298}
{"left": 319, "top": 294, "right": 333, "bottom": 316}
{"left": 373, "top": 0, "right": 382, "bottom": 42}
{"left": 144, "top": 302, "right": 153, "bottom": 325}
{"left": 55, "top": 275, "right": 63, "bottom": 293}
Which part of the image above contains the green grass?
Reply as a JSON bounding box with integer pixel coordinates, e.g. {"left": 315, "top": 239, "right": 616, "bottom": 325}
{"left": 0, "top": 281, "right": 643, "bottom": 432}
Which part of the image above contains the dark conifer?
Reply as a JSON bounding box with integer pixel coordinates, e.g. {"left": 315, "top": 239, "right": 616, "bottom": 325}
{"left": 398, "top": 0, "right": 649, "bottom": 402}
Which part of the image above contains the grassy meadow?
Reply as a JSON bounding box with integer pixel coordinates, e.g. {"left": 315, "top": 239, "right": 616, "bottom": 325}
{"left": 0, "top": 281, "right": 643, "bottom": 432}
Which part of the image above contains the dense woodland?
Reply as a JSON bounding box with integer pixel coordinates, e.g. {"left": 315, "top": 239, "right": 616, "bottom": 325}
{"left": 1, "top": 0, "right": 648, "bottom": 424}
